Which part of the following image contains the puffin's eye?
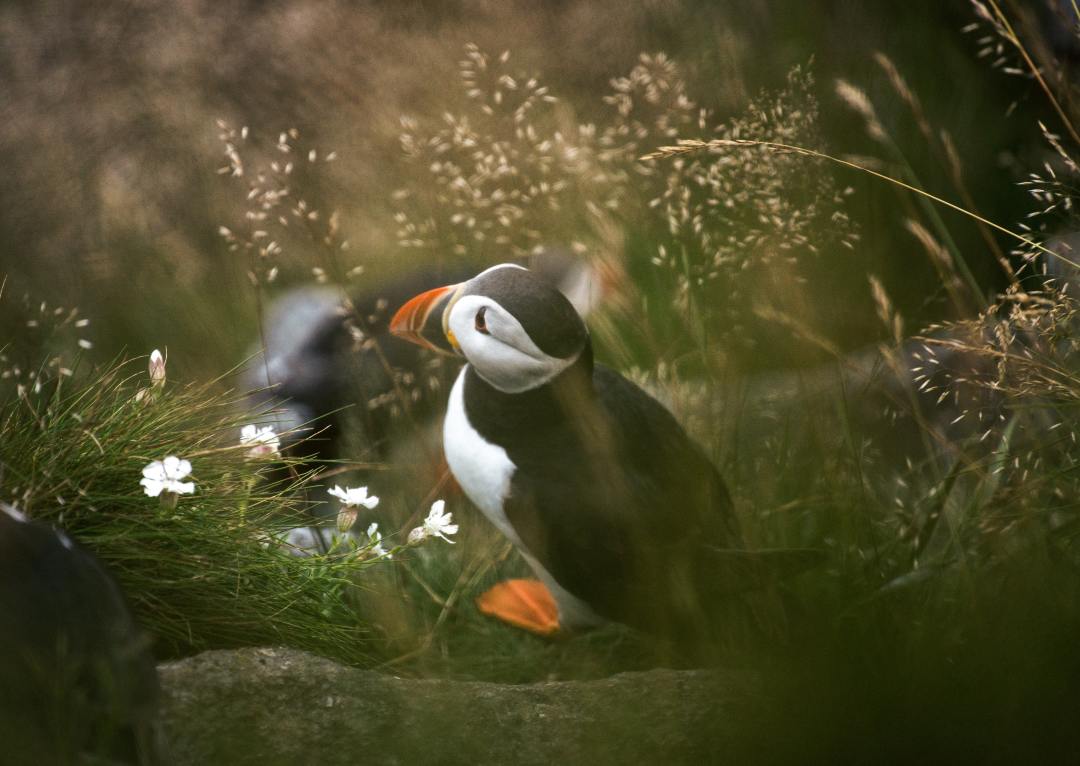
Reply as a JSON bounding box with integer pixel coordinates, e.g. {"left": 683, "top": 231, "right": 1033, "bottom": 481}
{"left": 474, "top": 306, "right": 490, "bottom": 335}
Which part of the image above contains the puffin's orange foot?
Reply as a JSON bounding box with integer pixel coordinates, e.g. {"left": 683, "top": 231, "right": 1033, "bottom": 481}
{"left": 476, "top": 578, "right": 560, "bottom": 637}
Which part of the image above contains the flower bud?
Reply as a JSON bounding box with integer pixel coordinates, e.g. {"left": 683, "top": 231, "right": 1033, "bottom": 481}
{"left": 336, "top": 506, "right": 358, "bottom": 533}
{"left": 149, "top": 349, "right": 166, "bottom": 387}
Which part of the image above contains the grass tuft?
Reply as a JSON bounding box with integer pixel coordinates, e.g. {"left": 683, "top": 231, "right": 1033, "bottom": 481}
{"left": 0, "top": 351, "right": 382, "bottom": 664}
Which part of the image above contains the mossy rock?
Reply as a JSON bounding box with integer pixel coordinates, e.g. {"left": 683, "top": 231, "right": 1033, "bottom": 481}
{"left": 160, "top": 647, "right": 752, "bottom": 765}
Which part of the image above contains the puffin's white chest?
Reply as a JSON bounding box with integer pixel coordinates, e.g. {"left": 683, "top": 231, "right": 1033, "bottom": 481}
{"left": 442, "top": 367, "right": 603, "bottom": 629}
{"left": 443, "top": 368, "right": 522, "bottom": 547}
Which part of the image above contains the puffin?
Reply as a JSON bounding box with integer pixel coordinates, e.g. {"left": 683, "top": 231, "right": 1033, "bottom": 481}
{"left": 390, "top": 263, "right": 794, "bottom": 646}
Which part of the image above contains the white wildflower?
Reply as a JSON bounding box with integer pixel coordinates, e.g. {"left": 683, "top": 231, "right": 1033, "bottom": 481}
{"left": 408, "top": 499, "right": 458, "bottom": 544}
{"left": 366, "top": 522, "right": 390, "bottom": 558}
{"left": 140, "top": 456, "right": 195, "bottom": 501}
{"left": 327, "top": 485, "right": 380, "bottom": 509}
{"left": 240, "top": 424, "right": 280, "bottom": 459}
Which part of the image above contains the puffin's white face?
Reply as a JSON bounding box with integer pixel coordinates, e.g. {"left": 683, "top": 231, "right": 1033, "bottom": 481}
{"left": 390, "top": 263, "right": 589, "bottom": 395}
{"left": 447, "top": 292, "right": 578, "bottom": 394}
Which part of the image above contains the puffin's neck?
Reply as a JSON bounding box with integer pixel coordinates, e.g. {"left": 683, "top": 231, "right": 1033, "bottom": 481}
{"left": 463, "top": 342, "right": 595, "bottom": 448}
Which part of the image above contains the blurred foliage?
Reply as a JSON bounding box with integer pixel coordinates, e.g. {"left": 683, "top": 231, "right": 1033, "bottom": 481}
{"left": 5, "top": 0, "right": 1080, "bottom": 761}
{"left": 0, "top": 0, "right": 1049, "bottom": 378}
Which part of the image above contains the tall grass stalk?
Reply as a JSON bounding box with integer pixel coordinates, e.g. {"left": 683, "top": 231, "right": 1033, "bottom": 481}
{"left": 642, "top": 138, "right": 1080, "bottom": 272}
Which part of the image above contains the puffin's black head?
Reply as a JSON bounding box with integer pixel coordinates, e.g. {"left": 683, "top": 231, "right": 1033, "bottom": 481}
{"left": 390, "top": 264, "right": 589, "bottom": 393}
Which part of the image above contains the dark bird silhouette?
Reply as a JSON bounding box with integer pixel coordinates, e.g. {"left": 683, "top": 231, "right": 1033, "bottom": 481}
{"left": 0, "top": 503, "right": 160, "bottom": 765}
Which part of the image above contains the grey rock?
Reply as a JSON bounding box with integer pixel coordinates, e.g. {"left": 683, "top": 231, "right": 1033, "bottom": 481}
{"left": 159, "top": 647, "right": 750, "bottom": 766}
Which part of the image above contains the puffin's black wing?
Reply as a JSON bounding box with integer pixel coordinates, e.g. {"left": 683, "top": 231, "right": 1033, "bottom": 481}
{"left": 502, "top": 364, "right": 739, "bottom": 630}
{"left": 591, "top": 364, "right": 738, "bottom": 540}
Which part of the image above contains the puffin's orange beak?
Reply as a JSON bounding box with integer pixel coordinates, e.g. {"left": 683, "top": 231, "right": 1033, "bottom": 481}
{"left": 389, "top": 283, "right": 464, "bottom": 355}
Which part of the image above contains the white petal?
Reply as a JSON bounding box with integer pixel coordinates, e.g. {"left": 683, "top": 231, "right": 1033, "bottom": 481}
{"left": 140, "top": 477, "right": 164, "bottom": 497}
{"left": 162, "top": 456, "right": 182, "bottom": 478}
{"left": 142, "top": 461, "right": 166, "bottom": 481}
{"left": 170, "top": 480, "right": 196, "bottom": 495}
